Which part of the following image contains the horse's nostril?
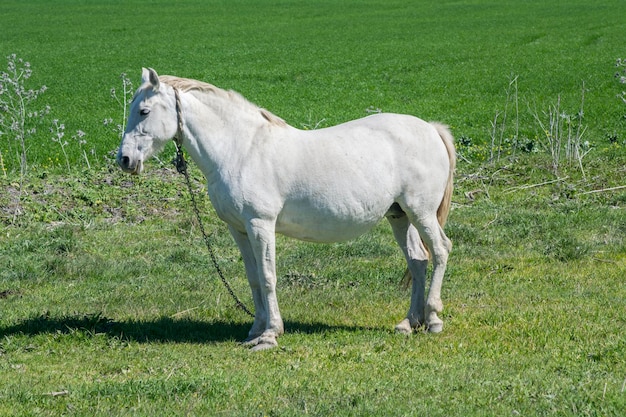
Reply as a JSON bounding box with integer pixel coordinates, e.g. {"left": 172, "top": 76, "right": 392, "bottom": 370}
{"left": 120, "top": 155, "right": 130, "bottom": 169}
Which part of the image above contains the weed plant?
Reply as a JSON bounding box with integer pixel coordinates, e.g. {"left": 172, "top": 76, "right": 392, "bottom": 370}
{"left": 617, "top": 57, "right": 626, "bottom": 113}
{"left": 0, "top": 54, "right": 49, "bottom": 177}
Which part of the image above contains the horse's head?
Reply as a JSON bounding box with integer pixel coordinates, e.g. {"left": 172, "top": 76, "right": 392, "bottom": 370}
{"left": 117, "top": 68, "right": 178, "bottom": 174}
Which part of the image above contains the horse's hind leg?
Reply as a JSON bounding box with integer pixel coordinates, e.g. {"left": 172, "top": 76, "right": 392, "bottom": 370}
{"left": 387, "top": 213, "right": 428, "bottom": 334}
{"left": 410, "top": 214, "right": 452, "bottom": 333}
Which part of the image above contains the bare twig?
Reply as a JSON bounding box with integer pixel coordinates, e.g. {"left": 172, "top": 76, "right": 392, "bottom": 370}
{"left": 45, "top": 390, "right": 69, "bottom": 397}
{"left": 170, "top": 306, "right": 200, "bottom": 318}
{"left": 483, "top": 212, "right": 498, "bottom": 229}
{"left": 578, "top": 185, "right": 626, "bottom": 196}
{"left": 592, "top": 257, "right": 617, "bottom": 264}
{"left": 504, "top": 176, "right": 569, "bottom": 194}
{"left": 464, "top": 189, "right": 484, "bottom": 201}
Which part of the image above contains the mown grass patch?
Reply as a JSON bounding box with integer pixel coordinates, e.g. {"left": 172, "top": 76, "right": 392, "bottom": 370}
{"left": 1, "top": 151, "right": 625, "bottom": 415}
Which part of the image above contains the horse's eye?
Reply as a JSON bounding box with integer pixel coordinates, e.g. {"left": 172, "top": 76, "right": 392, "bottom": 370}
{"left": 140, "top": 108, "right": 150, "bottom": 116}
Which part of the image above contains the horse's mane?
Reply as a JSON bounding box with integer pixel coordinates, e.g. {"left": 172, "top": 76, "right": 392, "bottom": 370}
{"left": 159, "top": 75, "right": 287, "bottom": 127}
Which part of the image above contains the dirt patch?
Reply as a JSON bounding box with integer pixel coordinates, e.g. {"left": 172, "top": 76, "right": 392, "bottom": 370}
{"left": 0, "top": 289, "right": 19, "bottom": 299}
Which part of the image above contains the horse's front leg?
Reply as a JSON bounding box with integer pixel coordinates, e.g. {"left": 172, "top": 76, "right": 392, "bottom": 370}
{"left": 243, "top": 219, "right": 284, "bottom": 351}
{"left": 228, "top": 226, "right": 266, "bottom": 342}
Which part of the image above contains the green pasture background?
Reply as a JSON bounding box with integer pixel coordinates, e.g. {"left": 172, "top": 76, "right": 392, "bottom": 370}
{"left": 1, "top": 0, "right": 625, "bottom": 169}
{"left": 1, "top": 1, "right": 625, "bottom": 416}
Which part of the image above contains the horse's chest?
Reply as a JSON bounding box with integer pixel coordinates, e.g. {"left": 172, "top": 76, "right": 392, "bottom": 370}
{"left": 205, "top": 183, "right": 245, "bottom": 225}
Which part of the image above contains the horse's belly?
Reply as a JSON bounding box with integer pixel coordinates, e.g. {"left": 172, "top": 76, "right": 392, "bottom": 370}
{"left": 275, "top": 202, "right": 387, "bottom": 243}
{"left": 277, "top": 219, "right": 378, "bottom": 243}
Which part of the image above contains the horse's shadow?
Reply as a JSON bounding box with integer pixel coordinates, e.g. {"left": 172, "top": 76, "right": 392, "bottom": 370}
{"left": 0, "top": 312, "right": 367, "bottom": 344}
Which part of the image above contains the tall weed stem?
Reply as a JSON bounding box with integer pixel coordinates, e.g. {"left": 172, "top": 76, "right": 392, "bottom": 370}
{"left": 0, "top": 54, "right": 49, "bottom": 177}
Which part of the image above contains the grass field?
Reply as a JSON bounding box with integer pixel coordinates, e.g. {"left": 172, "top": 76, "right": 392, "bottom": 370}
{"left": 1, "top": 0, "right": 625, "bottom": 416}
{"left": 1, "top": 0, "right": 625, "bottom": 170}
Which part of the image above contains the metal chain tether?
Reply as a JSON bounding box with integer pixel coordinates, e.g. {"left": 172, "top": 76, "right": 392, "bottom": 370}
{"left": 172, "top": 87, "right": 254, "bottom": 318}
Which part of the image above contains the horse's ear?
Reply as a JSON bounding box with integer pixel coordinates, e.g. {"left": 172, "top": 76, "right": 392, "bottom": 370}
{"left": 141, "top": 67, "right": 160, "bottom": 90}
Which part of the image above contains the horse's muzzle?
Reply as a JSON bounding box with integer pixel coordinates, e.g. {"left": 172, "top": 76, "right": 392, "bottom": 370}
{"left": 117, "top": 154, "right": 142, "bottom": 174}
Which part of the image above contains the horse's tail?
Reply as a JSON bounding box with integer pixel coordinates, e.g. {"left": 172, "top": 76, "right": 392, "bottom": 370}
{"left": 431, "top": 122, "right": 456, "bottom": 228}
{"left": 400, "top": 123, "right": 455, "bottom": 288}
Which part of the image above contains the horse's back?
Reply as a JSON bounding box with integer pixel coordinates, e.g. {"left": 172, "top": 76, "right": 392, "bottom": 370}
{"left": 270, "top": 113, "right": 451, "bottom": 242}
{"left": 299, "top": 113, "right": 448, "bottom": 163}
{"left": 292, "top": 113, "right": 450, "bottom": 192}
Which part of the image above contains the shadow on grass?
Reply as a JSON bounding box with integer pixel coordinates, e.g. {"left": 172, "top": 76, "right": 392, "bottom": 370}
{"left": 0, "top": 312, "right": 369, "bottom": 344}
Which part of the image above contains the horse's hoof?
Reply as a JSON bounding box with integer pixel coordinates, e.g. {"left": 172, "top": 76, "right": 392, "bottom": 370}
{"left": 250, "top": 341, "right": 278, "bottom": 352}
{"left": 243, "top": 334, "right": 278, "bottom": 351}
{"left": 250, "top": 336, "right": 278, "bottom": 351}
{"left": 394, "top": 319, "right": 413, "bottom": 335}
{"left": 427, "top": 322, "right": 444, "bottom": 334}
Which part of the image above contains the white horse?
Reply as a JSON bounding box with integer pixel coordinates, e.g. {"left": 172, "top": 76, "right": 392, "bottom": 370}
{"left": 117, "top": 68, "right": 456, "bottom": 351}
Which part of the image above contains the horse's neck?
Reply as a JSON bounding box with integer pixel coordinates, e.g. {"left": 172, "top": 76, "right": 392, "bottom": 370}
{"left": 179, "top": 92, "right": 257, "bottom": 179}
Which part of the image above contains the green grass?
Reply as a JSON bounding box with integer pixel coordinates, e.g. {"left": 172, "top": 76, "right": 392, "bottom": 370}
{"left": 1, "top": 0, "right": 626, "bottom": 415}
{"left": 1, "top": 160, "right": 624, "bottom": 415}
{"left": 1, "top": 0, "right": 626, "bottom": 171}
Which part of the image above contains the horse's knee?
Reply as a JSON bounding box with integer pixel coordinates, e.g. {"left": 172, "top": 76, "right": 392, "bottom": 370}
{"left": 442, "top": 232, "right": 452, "bottom": 253}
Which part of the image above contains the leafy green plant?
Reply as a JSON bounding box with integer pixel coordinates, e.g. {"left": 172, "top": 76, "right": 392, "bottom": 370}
{"left": 543, "top": 234, "right": 590, "bottom": 262}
